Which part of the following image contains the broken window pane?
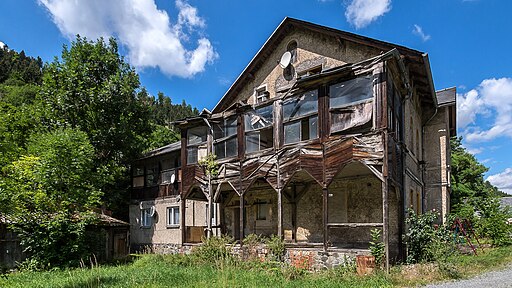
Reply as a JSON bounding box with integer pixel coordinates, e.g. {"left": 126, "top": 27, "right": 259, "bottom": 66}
{"left": 284, "top": 121, "right": 301, "bottom": 144}
{"left": 187, "top": 126, "right": 207, "bottom": 145}
{"left": 309, "top": 116, "right": 318, "bottom": 140}
{"left": 283, "top": 90, "right": 318, "bottom": 121}
{"left": 245, "top": 105, "right": 273, "bottom": 131}
{"left": 329, "top": 76, "right": 373, "bottom": 108}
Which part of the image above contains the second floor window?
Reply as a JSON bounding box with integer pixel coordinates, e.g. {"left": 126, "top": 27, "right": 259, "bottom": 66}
{"left": 245, "top": 104, "right": 274, "bottom": 153}
{"left": 187, "top": 126, "right": 207, "bottom": 164}
{"left": 213, "top": 116, "right": 238, "bottom": 159}
{"left": 283, "top": 90, "right": 318, "bottom": 144}
{"left": 145, "top": 164, "right": 159, "bottom": 187}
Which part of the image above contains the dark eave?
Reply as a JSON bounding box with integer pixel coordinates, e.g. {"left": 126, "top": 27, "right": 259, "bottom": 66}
{"left": 435, "top": 87, "right": 456, "bottom": 107}
{"left": 139, "top": 141, "right": 181, "bottom": 160}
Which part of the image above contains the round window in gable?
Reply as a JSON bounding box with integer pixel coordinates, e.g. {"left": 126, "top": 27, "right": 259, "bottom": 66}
{"left": 287, "top": 40, "right": 298, "bottom": 63}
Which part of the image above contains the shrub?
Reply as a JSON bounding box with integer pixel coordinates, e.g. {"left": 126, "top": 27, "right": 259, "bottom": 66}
{"left": 193, "top": 235, "right": 235, "bottom": 267}
{"left": 369, "top": 229, "right": 385, "bottom": 268}
{"left": 265, "top": 235, "right": 285, "bottom": 261}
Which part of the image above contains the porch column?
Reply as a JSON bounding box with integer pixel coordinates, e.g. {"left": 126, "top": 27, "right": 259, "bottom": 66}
{"left": 180, "top": 197, "right": 186, "bottom": 244}
{"left": 322, "top": 186, "right": 328, "bottom": 251}
{"left": 239, "top": 193, "right": 245, "bottom": 242}
{"left": 277, "top": 188, "right": 283, "bottom": 238}
{"left": 382, "top": 132, "right": 390, "bottom": 273}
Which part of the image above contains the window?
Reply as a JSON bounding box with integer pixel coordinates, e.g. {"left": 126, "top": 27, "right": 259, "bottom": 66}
{"left": 245, "top": 104, "right": 274, "bottom": 153}
{"left": 329, "top": 75, "right": 374, "bottom": 133}
{"left": 213, "top": 116, "right": 238, "bottom": 159}
{"left": 187, "top": 126, "right": 207, "bottom": 164}
{"left": 330, "top": 76, "right": 373, "bottom": 108}
{"left": 256, "top": 201, "right": 269, "bottom": 221}
{"left": 167, "top": 206, "right": 180, "bottom": 226}
{"left": 145, "top": 164, "right": 159, "bottom": 187}
{"left": 283, "top": 90, "right": 318, "bottom": 144}
{"left": 132, "top": 166, "right": 144, "bottom": 187}
{"left": 141, "top": 208, "right": 153, "bottom": 227}
{"left": 255, "top": 87, "right": 269, "bottom": 104}
{"left": 161, "top": 168, "right": 176, "bottom": 184}
{"left": 416, "top": 191, "right": 421, "bottom": 214}
{"left": 287, "top": 40, "right": 297, "bottom": 63}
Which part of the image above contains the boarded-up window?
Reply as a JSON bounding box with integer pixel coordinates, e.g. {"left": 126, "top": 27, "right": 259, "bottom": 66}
{"left": 283, "top": 90, "right": 318, "bottom": 144}
{"left": 187, "top": 126, "right": 207, "bottom": 164}
{"left": 329, "top": 76, "right": 373, "bottom": 133}
{"left": 213, "top": 116, "right": 238, "bottom": 159}
{"left": 245, "top": 104, "right": 274, "bottom": 153}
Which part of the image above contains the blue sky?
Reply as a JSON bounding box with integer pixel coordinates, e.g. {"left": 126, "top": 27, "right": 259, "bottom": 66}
{"left": 1, "top": 0, "right": 511, "bottom": 193}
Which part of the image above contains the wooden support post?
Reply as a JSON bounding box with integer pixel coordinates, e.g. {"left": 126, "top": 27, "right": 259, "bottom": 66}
{"left": 180, "top": 197, "right": 186, "bottom": 244}
{"left": 277, "top": 188, "right": 283, "bottom": 238}
{"left": 323, "top": 187, "right": 328, "bottom": 251}
{"left": 291, "top": 186, "right": 297, "bottom": 242}
{"left": 239, "top": 193, "right": 245, "bottom": 243}
{"left": 382, "top": 132, "right": 390, "bottom": 273}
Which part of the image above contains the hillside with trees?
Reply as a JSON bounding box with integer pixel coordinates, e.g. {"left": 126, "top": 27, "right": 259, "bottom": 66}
{"left": 0, "top": 38, "right": 198, "bottom": 268}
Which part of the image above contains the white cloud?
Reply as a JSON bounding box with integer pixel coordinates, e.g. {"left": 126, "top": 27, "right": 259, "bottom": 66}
{"left": 345, "top": 0, "right": 391, "bottom": 29}
{"left": 412, "top": 24, "right": 431, "bottom": 42}
{"left": 0, "top": 41, "right": 5, "bottom": 49}
{"left": 487, "top": 168, "right": 512, "bottom": 195}
{"left": 38, "top": 0, "right": 217, "bottom": 78}
{"left": 457, "top": 78, "right": 512, "bottom": 142}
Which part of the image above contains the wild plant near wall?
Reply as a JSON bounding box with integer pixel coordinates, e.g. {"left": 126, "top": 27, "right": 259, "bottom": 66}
{"left": 369, "top": 228, "right": 385, "bottom": 267}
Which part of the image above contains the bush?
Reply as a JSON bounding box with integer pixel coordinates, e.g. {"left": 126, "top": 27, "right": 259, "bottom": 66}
{"left": 265, "top": 235, "right": 285, "bottom": 261}
{"left": 369, "top": 229, "right": 385, "bottom": 268}
{"left": 193, "top": 236, "right": 235, "bottom": 267}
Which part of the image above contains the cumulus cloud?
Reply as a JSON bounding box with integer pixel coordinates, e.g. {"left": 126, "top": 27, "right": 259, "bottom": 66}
{"left": 345, "top": 0, "right": 391, "bottom": 29}
{"left": 487, "top": 168, "right": 512, "bottom": 195}
{"left": 412, "top": 24, "right": 431, "bottom": 42}
{"left": 457, "top": 78, "right": 512, "bottom": 142}
{"left": 38, "top": 0, "right": 217, "bottom": 78}
{"left": 0, "top": 41, "right": 5, "bottom": 49}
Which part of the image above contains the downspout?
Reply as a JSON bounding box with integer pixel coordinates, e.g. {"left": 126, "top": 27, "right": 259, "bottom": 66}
{"left": 421, "top": 53, "right": 438, "bottom": 214}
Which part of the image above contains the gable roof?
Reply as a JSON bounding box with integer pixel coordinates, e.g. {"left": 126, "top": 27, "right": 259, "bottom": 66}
{"left": 212, "top": 17, "right": 436, "bottom": 113}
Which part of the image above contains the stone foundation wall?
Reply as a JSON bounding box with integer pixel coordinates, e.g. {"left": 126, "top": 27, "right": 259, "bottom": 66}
{"left": 132, "top": 242, "right": 369, "bottom": 271}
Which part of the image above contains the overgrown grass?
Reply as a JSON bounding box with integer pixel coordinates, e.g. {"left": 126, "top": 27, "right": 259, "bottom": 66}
{"left": 1, "top": 245, "right": 511, "bottom": 288}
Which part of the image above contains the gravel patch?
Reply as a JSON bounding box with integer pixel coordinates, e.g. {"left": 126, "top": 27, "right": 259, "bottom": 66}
{"left": 424, "top": 264, "right": 512, "bottom": 288}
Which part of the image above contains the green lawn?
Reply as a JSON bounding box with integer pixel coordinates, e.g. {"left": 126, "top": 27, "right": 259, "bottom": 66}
{"left": 0, "top": 254, "right": 391, "bottom": 288}
{"left": 2, "top": 245, "right": 512, "bottom": 288}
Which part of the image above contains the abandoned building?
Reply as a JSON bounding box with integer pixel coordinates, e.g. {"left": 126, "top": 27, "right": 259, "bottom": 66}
{"left": 129, "top": 17, "right": 456, "bottom": 265}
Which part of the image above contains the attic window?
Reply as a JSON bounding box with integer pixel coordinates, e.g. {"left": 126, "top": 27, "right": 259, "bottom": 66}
{"left": 287, "top": 41, "right": 297, "bottom": 63}
{"left": 255, "top": 86, "right": 269, "bottom": 104}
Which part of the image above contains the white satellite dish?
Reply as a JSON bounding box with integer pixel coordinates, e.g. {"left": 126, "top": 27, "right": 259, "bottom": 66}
{"left": 170, "top": 173, "right": 176, "bottom": 184}
{"left": 279, "top": 51, "right": 292, "bottom": 69}
{"left": 176, "top": 195, "right": 181, "bottom": 203}
{"left": 149, "top": 206, "right": 156, "bottom": 217}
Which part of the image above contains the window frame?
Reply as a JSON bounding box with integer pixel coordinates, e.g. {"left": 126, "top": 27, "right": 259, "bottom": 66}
{"left": 328, "top": 75, "right": 374, "bottom": 111}
{"left": 213, "top": 115, "right": 238, "bottom": 160}
{"left": 140, "top": 208, "right": 153, "bottom": 228}
{"left": 244, "top": 103, "right": 274, "bottom": 154}
{"left": 145, "top": 164, "right": 159, "bottom": 187}
{"left": 186, "top": 126, "right": 208, "bottom": 165}
{"left": 166, "top": 206, "right": 180, "bottom": 227}
{"left": 282, "top": 89, "right": 319, "bottom": 145}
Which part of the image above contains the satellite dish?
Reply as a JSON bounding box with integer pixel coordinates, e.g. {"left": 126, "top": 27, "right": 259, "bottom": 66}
{"left": 176, "top": 195, "right": 181, "bottom": 203}
{"left": 279, "top": 51, "right": 292, "bottom": 69}
{"left": 170, "top": 173, "right": 176, "bottom": 184}
{"left": 149, "top": 206, "right": 156, "bottom": 217}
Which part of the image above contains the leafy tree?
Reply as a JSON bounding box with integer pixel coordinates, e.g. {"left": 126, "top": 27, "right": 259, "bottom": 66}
{"left": 450, "top": 137, "right": 512, "bottom": 246}
{"left": 40, "top": 36, "right": 152, "bottom": 216}
{"left": 1, "top": 128, "right": 102, "bottom": 269}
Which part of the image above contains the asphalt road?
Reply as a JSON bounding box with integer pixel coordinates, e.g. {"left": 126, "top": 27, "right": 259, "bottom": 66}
{"left": 424, "top": 265, "right": 512, "bottom": 288}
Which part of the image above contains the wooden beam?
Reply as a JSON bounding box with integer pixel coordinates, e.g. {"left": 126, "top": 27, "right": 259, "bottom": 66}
{"left": 239, "top": 193, "right": 245, "bottom": 243}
